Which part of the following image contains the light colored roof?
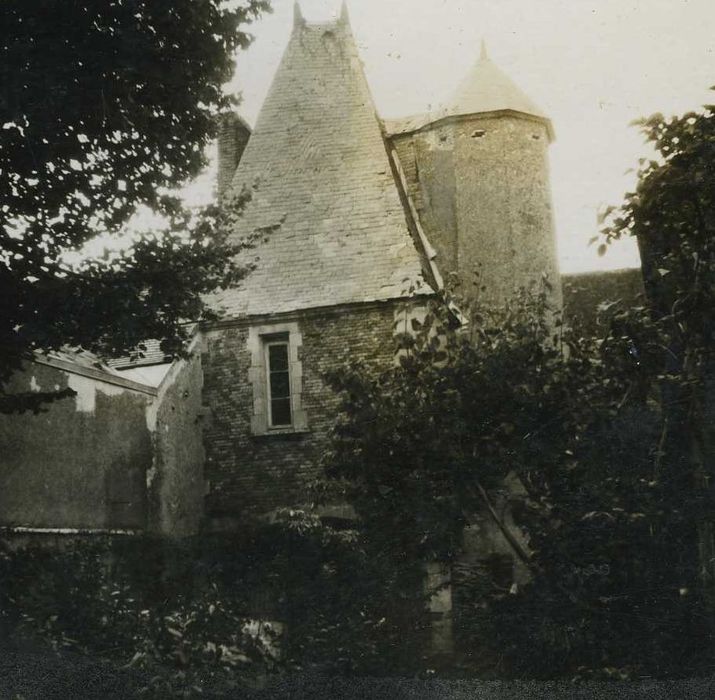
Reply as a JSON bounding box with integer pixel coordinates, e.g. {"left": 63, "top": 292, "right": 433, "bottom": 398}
{"left": 382, "top": 113, "right": 434, "bottom": 136}
{"left": 105, "top": 339, "right": 172, "bottom": 369}
{"left": 32, "top": 348, "right": 159, "bottom": 395}
{"left": 384, "top": 43, "right": 553, "bottom": 140}
{"left": 210, "top": 11, "right": 432, "bottom": 318}
{"left": 446, "top": 43, "right": 548, "bottom": 122}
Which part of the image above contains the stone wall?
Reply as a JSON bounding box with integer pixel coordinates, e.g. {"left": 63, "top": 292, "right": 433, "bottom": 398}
{"left": 453, "top": 114, "right": 561, "bottom": 308}
{"left": 0, "top": 363, "right": 153, "bottom": 530}
{"left": 390, "top": 113, "right": 561, "bottom": 310}
{"left": 391, "top": 124, "right": 458, "bottom": 275}
{"left": 217, "top": 112, "right": 251, "bottom": 201}
{"left": 0, "top": 347, "right": 208, "bottom": 538}
{"left": 147, "top": 349, "right": 207, "bottom": 538}
{"left": 201, "top": 301, "right": 416, "bottom": 526}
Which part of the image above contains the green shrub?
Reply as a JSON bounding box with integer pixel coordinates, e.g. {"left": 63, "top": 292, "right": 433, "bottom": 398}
{"left": 0, "top": 513, "right": 432, "bottom": 687}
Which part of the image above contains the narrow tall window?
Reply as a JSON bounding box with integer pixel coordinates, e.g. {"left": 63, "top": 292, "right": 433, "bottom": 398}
{"left": 265, "top": 339, "right": 292, "bottom": 427}
{"left": 248, "top": 322, "right": 307, "bottom": 435}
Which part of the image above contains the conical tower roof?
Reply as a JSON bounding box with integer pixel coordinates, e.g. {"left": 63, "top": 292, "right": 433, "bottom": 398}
{"left": 444, "top": 42, "right": 554, "bottom": 139}
{"left": 213, "top": 3, "right": 432, "bottom": 317}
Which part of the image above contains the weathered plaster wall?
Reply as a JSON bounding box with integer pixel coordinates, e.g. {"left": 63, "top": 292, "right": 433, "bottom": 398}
{"left": 0, "top": 364, "right": 152, "bottom": 530}
{"left": 147, "top": 351, "right": 206, "bottom": 537}
{"left": 201, "top": 302, "right": 413, "bottom": 526}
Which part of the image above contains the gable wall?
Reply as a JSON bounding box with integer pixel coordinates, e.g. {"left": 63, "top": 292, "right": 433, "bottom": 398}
{"left": 201, "top": 301, "right": 422, "bottom": 527}
{"left": 147, "top": 350, "right": 206, "bottom": 538}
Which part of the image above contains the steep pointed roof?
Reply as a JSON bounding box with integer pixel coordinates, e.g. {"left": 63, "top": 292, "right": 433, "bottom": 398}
{"left": 213, "top": 9, "right": 432, "bottom": 317}
{"left": 444, "top": 43, "right": 554, "bottom": 139}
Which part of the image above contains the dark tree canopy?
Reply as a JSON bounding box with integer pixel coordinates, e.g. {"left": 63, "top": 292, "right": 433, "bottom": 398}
{"left": 601, "top": 99, "right": 715, "bottom": 606}
{"left": 320, "top": 98, "right": 715, "bottom": 676}
{"left": 0, "top": 0, "right": 269, "bottom": 411}
{"left": 602, "top": 99, "right": 715, "bottom": 357}
{"left": 322, "top": 291, "right": 711, "bottom": 677}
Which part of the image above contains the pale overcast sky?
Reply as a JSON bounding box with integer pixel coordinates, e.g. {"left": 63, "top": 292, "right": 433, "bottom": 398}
{"left": 214, "top": 0, "right": 715, "bottom": 273}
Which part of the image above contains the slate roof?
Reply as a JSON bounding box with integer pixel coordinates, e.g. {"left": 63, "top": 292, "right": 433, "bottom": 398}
{"left": 29, "top": 341, "right": 176, "bottom": 394}
{"left": 562, "top": 268, "right": 645, "bottom": 337}
{"left": 384, "top": 43, "right": 553, "bottom": 140}
{"left": 44, "top": 348, "right": 114, "bottom": 372}
{"left": 32, "top": 348, "right": 160, "bottom": 393}
{"left": 210, "top": 11, "right": 433, "bottom": 318}
{"left": 382, "top": 113, "right": 434, "bottom": 137}
{"left": 105, "top": 339, "right": 173, "bottom": 369}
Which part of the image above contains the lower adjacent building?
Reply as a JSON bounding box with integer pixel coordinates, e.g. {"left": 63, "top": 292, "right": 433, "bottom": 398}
{"left": 0, "top": 342, "right": 205, "bottom": 540}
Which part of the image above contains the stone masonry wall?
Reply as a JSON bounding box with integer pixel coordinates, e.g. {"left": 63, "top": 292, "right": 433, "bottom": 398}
{"left": 391, "top": 114, "right": 562, "bottom": 311}
{"left": 217, "top": 113, "right": 251, "bottom": 201}
{"left": 201, "top": 302, "right": 412, "bottom": 526}
{"left": 453, "top": 115, "right": 561, "bottom": 308}
{"left": 391, "top": 125, "right": 458, "bottom": 275}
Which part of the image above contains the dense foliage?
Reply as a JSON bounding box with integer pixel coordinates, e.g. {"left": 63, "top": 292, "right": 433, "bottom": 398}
{"left": 0, "top": 0, "right": 269, "bottom": 412}
{"left": 0, "top": 512, "right": 432, "bottom": 695}
{"left": 317, "top": 98, "right": 715, "bottom": 677}
{"left": 601, "top": 100, "right": 714, "bottom": 342}
{"left": 601, "top": 101, "right": 715, "bottom": 600}
{"left": 2, "top": 13, "right": 713, "bottom": 682}
{"left": 321, "top": 285, "right": 712, "bottom": 677}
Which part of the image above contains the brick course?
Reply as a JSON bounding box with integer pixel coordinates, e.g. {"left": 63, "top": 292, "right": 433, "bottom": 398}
{"left": 202, "top": 301, "right": 417, "bottom": 524}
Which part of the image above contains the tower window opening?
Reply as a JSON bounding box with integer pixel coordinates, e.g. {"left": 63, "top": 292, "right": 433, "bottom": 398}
{"left": 471, "top": 129, "right": 486, "bottom": 139}
{"left": 265, "top": 338, "right": 292, "bottom": 428}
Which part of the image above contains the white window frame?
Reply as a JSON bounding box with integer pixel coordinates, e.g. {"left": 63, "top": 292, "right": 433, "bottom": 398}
{"left": 248, "top": 322, "right": 308, "bottom": 435}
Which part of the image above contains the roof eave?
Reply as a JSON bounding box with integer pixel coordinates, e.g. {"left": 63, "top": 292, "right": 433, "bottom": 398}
{"left": 386, "top": 108, "right": 555, "bottom": 143}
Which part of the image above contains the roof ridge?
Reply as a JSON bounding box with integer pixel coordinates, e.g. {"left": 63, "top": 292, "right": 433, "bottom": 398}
{"left": 32, "top": 352, "right": 158, "bottom": 396}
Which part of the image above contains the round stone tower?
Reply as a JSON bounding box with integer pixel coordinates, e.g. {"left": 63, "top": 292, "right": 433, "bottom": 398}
{"left": 446, "top": 42, "right": 561, "bottom": 309}
{"left": 387, "top": 42, "right": 562, "bottom": 312}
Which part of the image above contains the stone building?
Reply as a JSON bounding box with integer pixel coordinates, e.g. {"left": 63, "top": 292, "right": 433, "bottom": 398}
{"left": 0, "top": 3, "right": 641, "bottom": 544}
{"left": 0, "top": 2, "right": 648, "bottom": 660}
{"left": 200, "top": 3, "right": 566, "bottom": 531}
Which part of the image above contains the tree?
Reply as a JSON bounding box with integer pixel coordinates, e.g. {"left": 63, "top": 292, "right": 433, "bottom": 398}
{"left": 0, "top": 0, "right": 270, "bottom": 412}
{"left": 321, "top": 290, "right": 711, "bottom": 677}
{"left": 321, "top": 98, "right": 715, "bottom": 677}
{"left": 601, "top": 99, "right": 715, "bottom": 604}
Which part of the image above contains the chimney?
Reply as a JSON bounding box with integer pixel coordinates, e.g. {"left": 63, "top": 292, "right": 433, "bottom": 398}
{"left": 217, "top": 112, "right": 251, "bottom": 201}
